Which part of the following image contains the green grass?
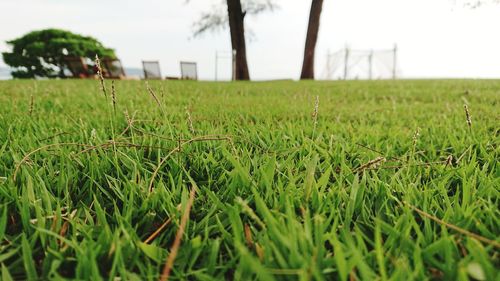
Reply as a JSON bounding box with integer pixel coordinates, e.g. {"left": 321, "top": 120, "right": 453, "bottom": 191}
{"left": 0, "top": 79, "right": 498, "bottom": 280}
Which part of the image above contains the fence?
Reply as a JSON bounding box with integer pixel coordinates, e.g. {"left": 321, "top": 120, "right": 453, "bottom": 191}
{"left": 322, "top": 45, "right": 399, "bottom": 80}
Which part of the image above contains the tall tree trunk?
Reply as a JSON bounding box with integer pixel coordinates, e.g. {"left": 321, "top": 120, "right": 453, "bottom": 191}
{"left": 300, "top": 0, "right": 324, "bottom": 80}
{"left": 227, "top": 0, "right": 250, "bottom": 80}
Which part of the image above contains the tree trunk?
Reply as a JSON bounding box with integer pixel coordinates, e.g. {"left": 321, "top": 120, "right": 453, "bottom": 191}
{"left": 300, "top": 0, "right": 324, "bottom": 80}
{"left": 227, "top": 0, "right": 250, "bottom": 80}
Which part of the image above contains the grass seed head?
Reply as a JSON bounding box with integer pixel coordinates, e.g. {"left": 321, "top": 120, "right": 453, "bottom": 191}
{"left": 94, "top": 55, "right": 107, "bottom": 98}
{"left": 123, "top": 109, "right": 134, "bottom": 127}
{"left": 124, "top": 109, "right": 130, "bottom": 121}
{"left": 312, "top": 95, "right": 319, "bottom": 125}
{"left": 145, "top": 81, "right": 161, "bottom": 108}
{"left": 111, "top": 80, "right": 117, "bottom": 112}
{"left": 412, "top": 127, "right": 421, "bottom": 148}
{"left": 464, "top": 104, "right": 472, "bottom": 129}
{"left": 90, "top": 128, "right": 97, "bottom": 142}
{"left": 29, "top": 94, "right": 34, "bottom": 116}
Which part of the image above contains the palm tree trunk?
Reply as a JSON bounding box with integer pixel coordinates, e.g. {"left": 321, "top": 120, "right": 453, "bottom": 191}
{"left": 227, "top": 0, "right": 250, "bottom": 80}
{"left": 300, "top": 0, "right": 324, "bottom": 80}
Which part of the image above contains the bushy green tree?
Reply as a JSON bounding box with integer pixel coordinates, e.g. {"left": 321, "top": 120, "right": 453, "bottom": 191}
{"left": 2, "top": 29, "right": 115, "bottom": 78}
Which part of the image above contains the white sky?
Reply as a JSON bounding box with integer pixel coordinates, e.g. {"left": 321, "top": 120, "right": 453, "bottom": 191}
{"left": 0, "top": 0, "right": 499, "bottom": 80}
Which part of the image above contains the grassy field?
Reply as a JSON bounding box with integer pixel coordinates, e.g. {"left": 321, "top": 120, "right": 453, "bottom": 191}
{"left": 0, "top": 79, "right": 498, "bottom": 280}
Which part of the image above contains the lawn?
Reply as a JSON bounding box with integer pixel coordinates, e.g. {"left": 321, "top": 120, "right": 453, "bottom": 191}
{"left": 0, "top": 79, "right": 498, "bottom": 280}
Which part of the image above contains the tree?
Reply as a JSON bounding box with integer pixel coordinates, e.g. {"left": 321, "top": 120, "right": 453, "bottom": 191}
{"left": 2, "top": 29, "right": 115, "bottom": 78}
{"left": 461, "top": 0, "right": 499, "bottom": 8}
{"left": 227, "top": 0, "right": 250, "bottom": 80}
{"left": 452, "top": 0, "right": 499, "bottom": 8}
{"left": 191, "top": 0, "right": 275, "bottom": 80}
{"left": 300, "top": 0, "right": 324, "bottom": 80}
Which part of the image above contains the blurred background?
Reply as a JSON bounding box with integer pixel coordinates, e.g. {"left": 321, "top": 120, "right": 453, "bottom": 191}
{"left": 0, "top": 0, "right": 499, "bottom": 80}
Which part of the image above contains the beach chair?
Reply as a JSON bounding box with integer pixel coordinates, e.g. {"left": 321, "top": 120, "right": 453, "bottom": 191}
{"left": 180, "top": 61, "right": 198, "bottom": 80}
{"left": 142, "top": 61, "right": 162, "bottom": 79}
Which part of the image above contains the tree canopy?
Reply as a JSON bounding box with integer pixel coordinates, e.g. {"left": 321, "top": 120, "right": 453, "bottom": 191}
{"left": 456, "top": 0, "right": 499, "bottom": 8}
{"left": 192, "top": 0, "right": 276, "bottom": 36}
{"left": 2, "top": 29, "right": 115, "bottom": 78}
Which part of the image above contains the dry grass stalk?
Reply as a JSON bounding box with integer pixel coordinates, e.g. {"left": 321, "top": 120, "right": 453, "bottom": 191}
{"left": 58, "top": 209, "right": 77, "bottom": 248}
{"left": 355, "top": 142, "right": 403, "bottom": 162}
{"left": 13, "top": 143, "right": 95, "bottom": 180}
{"left": 120, "top": 110, "right": 132, "bottom": 135}
{"left": 464, "top": 104, "right": 472, "bottom": 129}
{"left": 130, "top": 124, "right": 234, "bottom": 146}
{"left": 159, "top": 187, "right": 196, "bottom": 281}
{"left": 354, "top": 156, "right": 386, "bottom": 173}
{"left": 94, "top": 55, "right": 107, "bottom": 98}
{"left": 37, "top": 131, "right": 71, "bottom": 142}
{"left": 29, "top": 94, "right": 34, "bottom": 116}
{"left": 370, "top": 159, "right": 452, "bottom": 170}
{"left": 186, "top": 106, "right": 195, "bottom": 134}
{"left": 144, "top": 217, "right": 172, "bottom": 244}
{"left": 349, "top": 269, "right": 357, "bottom": 281}
{"left": 111, "top": 80, "right": 117, "bottom": 112}
{"left": 145, "top": 81, "right": 162, "bottom": 108}
{"left": 244, "top": 224, "right": 253, "bottom": 249}
{"left": 50, "top": 213, "right": 58, "bottom": 232}
{"left": 29, "top": 209, "right": 70, "bottom": 224}
{"left": 119, "top": 110, "right": 137, "bottom": 136}
{"left": 456, "top": 237, "right": 468, "bottom": 257}
{"left": 131, "top": 127, "right": 181, "bottom": 141}
{"left": 255, "top": 243, "right": 264, "bottom": 262}
{"left": 75, "top": 140, "right": 171, "bottom": 155}
{"left": 404, "top": 202, "right": 500, "bottom": 249}
{"left": 445, "top": 155, "right": 453, "bottom": 167}
{"left": 455, "top": 146, "right": 470, "bottom": 165}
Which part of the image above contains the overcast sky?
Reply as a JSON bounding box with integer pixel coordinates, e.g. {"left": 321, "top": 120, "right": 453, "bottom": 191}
{"left": 0, "top": 0, "right": 499, "bottom": 80}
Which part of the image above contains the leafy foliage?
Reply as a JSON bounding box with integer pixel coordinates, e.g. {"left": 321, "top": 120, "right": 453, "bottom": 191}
{"left": 192, "top": 0, "right": 276, "bottom": 36}
{"left": 455, "top": 0, "right": 500, "bottom": 8}
{"left": 2, "top": 29, "right": 115, "bottom": 78}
